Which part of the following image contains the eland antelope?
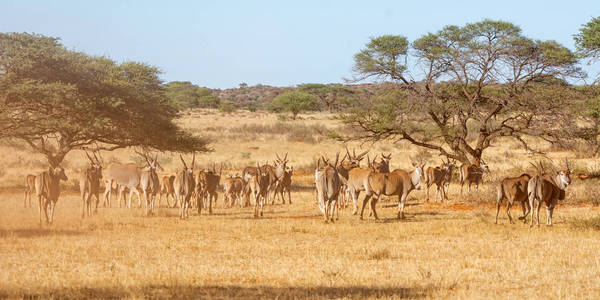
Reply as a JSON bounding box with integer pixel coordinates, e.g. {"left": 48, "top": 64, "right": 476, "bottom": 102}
{"left": 203, "top": 164, "right": 222, "bottom": 214}
{"left": 315, "top": 154, "right": 345, "bottom": 223}
{"left": 426, "top": 158, "right": 455, "bottom": 202}
{"left": 272, "top": 153, "right": 289, "bottom": 204}
{"left": 275, "top": 166, "right": 293, "bottom": 204}
{"left": 174, "top": 153, "right": 196, "bottom": 219}
{"left": 241, "top": 165, "right": 260, "bottom": 207}
{"left": 138, "top": 152, "right": 163, "bottom": 216}
{"left": 35, "top": 166, "right": 68, "bottom": 225}
{"left": 346, "top": 154, "right": 379, "bottom": 215}
{"left": 362, "top": 160, "right": 425, "bottom": 220}
{"left": 194, "top": 169, "right": 206, "bottom": 211}
{"left": 459, "top": 158, "right": 490, "bottom": 195}
{"left": 159, "top": 175, "right": 176, "bottom": 208}
{"left": 527, "top": 159, "right": 571, "bottom": 227}
{"left": 223, "top": 174, "right": 244, "bottom": 207}
{"left": 103, "top": 162, "right": 144, "bottom": 209}
{"left": 79, "top": 151, "right": 103, "bottom": 218}
{"left": 371, "top": 153, "right": 392, "bottom": 173}
{"left": 24, "top": 174, "right": 36, "bottom": 208}
{"left": 336, "top": 148, "right": 368, "bottom": 210}
{"left": 249, "top": 162, "right": 270, "bottom": 218}
{"left": 495, "top": 173, "right": 532, "bottom": 224}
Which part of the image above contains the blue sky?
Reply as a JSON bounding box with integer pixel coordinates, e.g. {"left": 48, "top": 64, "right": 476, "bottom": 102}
{"left": 1, "top": 0, "right": 599, "bottom": 88}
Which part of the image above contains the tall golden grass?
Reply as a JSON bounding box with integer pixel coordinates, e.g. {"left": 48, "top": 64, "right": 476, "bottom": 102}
{"left": 1, "top": 110, "right": 599, "bottom": 298}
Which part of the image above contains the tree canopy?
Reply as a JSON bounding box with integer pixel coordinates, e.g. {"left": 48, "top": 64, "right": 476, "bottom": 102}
{"left": 267, "top": 91, "right": 319, "bottom": 119}
{"left": 297, "top": 83, "right": 355, "bottom": 111}
{"left": 164, "top": 81, "right": 221, "bottom": 109}
{"left": 0, "top": 33, "right": 209, "bottom": 167}
{"left": 575, "top": 16, "right": 600, "bottom": 61}
{"left": 344, "top": 20, "right": 583, "bottom": 163}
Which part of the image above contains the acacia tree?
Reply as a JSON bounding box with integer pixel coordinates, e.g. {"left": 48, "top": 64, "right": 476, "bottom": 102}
{"left": 267, "top": 91, "right": 319, "bottom": 119}
{"left": 0, "top": 33, "right": 209, "bottom": 167}
{"left": 164, "top": 81, "right": 221, "bottom": 109}
{"left": 575, "top": 16, "right": 600, "bottom": 62}
{"left": 297, "top": 83, "right": 355, "bottom": 111}
{"left": 344, "top": 20, "right": 582, "bottom": 163}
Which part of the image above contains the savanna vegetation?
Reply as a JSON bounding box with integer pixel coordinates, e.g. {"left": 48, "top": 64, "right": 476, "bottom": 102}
{"left": 1, "top": 17, "right": 600, "bottom": 299}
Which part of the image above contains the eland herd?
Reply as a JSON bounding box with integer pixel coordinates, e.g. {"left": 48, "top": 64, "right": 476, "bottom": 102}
{"left": 23, "top": 147, "right": 572, "bottom": 228}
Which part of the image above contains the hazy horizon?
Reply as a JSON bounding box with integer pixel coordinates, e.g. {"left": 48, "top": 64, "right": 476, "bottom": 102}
{"left": 2, "top": 0, "right": 599, "bottom": 89}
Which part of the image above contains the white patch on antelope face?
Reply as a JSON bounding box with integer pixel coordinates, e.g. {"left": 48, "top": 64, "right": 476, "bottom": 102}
{"left": 481, "top": 164, "right": 490, "bottom": 173}
{"left": 559, "top": 170, "right": 571, "bottom": 186}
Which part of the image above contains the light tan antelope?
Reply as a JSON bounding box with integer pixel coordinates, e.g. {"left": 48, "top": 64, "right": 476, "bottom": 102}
{"left": 249, "top": 162, "right": 270, "bottom": 218}
{"left": 495, "top": 173, "right": 532, "bottom": 224}
{"left": 459, "top": 158, "right": 490, "bottom": 195}
{"left": 426, "top": 158, "right": 455, "bottom": 202}
{"left": 336, "top": 148, "right": 368, "bottom": 209}
{"left": 79, "top": 150, "right": 103, "bottom": 218}
{"left": 24, "top": 174, "right": 36, "bottom": 208}
{"left": 271, "top": 153, "right": 289, "bottom": 204}
{"left": 174, "top": 153, "right": 196, "bottom": 219}
{"left": 103, "top": 162, "right": 144, "bottom": 209}
{"left": 241, "top": 165, "right": 260, "bottom": 207}
{"left": 35, "top": 166, "right": 68, "bottom": 225}
{"left": 223, "top": 174, "right": 244, "bottom": 207}
{"left": 232, "top": 176, "right": 245, "bottom": 207}
{"left": 346, "top": 154, "right": 379, "bottom": 215}
{"left": 260, "top": 163, "right": 278, "bottom": 205}
{"left": 138, "top": 152, "right": 163, "bottom": 216}
{"left": 222, "top": 175, "right": 235, "bottom": 207}
{"left": 362, "top": 160, "right": 426, "bottom": 220}
{"left": 527, "top": 159, "right": 571, "bottom": 227}
{"left": 275, "top": 166, "right": 293, "bottom": 204}
{"left": 315, "top": 154, "right": 345, "bottom": 223}
{"left": 202, "top": 163, "right": 222, "bottom": 214}
{"left": 194, "top": 169, "right": 207, "bottom": 211}
{"left": 159, "top": 175, "right": 176, "bottom": 208}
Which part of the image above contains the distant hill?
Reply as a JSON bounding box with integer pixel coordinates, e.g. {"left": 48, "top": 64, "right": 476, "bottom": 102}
{"left": 208, "top": 82, "right": 398, "bottom": 108}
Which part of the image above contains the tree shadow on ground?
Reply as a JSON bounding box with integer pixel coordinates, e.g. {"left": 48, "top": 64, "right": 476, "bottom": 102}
{"left": 4, "top": 284, "right": 435, "bottom": 299}
{"left": 0, "top": 228, "right": 83, "bottom": 238}
{"left": 238, "top": 213, "right": 322, "bottom": 220}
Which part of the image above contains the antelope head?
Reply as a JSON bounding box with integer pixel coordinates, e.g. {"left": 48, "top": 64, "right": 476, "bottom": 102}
{"left": 179, "top": 153, "right": 195, "bottom": 176}
{"left": 50, "top": 165, "right": 68, "bottom": 181}
{"left": 85, "top": 150, "right": 103, "bottom": 179}
{"left": 275, "top": 152, "right": 289, "bottom": 167}
{"left": 410, "top": 157, "right": 426, "bottom": 190}
{"left": 345, "top": 147, "right": 368, "bottom": 169}
{"left": 372, "top": 153, "right": 392, "bottom": 172}
{"left": 558, "top": 158, "right": 572, "bottom": 187}
{"left": 475, "top": 158, "right": 490, "bottom": 173}
{"left": 150, "top": 153, "right": 164, "bottom": 172}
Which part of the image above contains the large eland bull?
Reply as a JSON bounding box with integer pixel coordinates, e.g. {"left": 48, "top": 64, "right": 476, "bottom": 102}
{"left": 527, "top": 159, "right": 571, "bottom": 227}
{"left": 35, "top": 166, "right": 68, "bottom": 225}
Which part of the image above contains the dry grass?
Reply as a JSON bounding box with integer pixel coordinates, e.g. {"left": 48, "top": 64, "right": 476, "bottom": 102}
{"left": 1, "top": 110, "right": 600, "bottom": 298}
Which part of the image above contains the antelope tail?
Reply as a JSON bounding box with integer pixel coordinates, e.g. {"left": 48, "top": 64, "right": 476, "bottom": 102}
{"left": 365, "top": 176, "right": 371, "bottom": 196}
{"left": 326, "top": 174, "right": 335, "bottom": 200}
{"left": 496, "top": 182, "right": 504, "bottom": 205}
{"left": 529, "top": 176, "right": 539, "bottom": 204}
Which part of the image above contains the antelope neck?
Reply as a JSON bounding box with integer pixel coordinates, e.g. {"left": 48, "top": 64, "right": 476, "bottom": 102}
{"left": 410, "top": 168, "right": 421, "bottom": 188}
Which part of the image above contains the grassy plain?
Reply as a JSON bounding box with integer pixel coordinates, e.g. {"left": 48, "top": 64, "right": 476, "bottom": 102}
{"left": 1, "top": 110, "right": 600, "bottom": 299}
